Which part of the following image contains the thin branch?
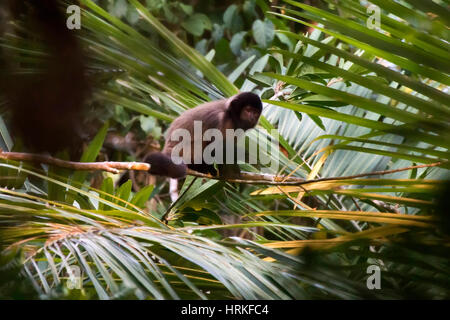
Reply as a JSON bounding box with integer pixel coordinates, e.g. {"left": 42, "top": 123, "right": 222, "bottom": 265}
{"left": 0, "top": 149, "right": 446, "bottom": 185}
{"left": 187, "top": 161, "right": 446, "bottom": 185}
{"left": 0, "top": 150, "right": 150, "bottom": 174}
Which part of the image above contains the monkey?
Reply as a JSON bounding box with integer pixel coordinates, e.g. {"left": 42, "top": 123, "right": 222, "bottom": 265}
{"left": 144, "top": 92, "right": 262, "bottom": 179}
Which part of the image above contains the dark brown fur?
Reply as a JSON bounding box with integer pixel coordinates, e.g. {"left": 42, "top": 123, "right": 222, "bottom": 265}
{"left": 1, "top": 0, "right": 89, "bottom": 154}
{"left": 145, "top": 92, "right": 262, "bottom": 178}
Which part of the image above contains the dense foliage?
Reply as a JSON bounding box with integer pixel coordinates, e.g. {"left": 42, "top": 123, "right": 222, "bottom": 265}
{"left": 0, "top": 0, "right": 449, "bottom": 299}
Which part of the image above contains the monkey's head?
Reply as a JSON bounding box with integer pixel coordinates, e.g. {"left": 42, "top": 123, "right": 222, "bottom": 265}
{"left": 227, "top": 92, "right": 262, "bottom": 130}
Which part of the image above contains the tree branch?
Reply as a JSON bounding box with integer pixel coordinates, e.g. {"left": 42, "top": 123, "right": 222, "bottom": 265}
{"left": 187, "top": 161, "right": 446, "bottom": 185}
{"left": 0, "top": 149, "right": 150, "bottom": 174}
{"left": 0, "top": 149, "right": 446, "bottom": 185}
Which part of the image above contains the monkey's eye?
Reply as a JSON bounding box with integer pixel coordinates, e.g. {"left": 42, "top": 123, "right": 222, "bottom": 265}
{"left": 241, "top": 106, "right": 259, "bottom": 122}
{"left": 244, "top": 106, "right": 255, "bottom": 114}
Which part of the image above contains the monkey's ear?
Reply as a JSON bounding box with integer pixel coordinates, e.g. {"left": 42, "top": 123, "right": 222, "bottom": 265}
{"left": 227, "top": 94, "right": 240, "bottom": 108}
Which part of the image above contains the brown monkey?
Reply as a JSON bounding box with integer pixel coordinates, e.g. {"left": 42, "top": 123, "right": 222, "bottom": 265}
{"left": 145, "top": 92, "right": 262, "bottom": 178}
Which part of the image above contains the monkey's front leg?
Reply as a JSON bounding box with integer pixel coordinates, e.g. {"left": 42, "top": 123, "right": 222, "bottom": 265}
{"left": 187, "top": 163, "right": 241, "bottom": 179}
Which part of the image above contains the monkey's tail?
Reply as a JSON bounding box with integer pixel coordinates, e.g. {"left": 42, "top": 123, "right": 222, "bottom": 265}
{"left": 144, "top": 152, "right": 187, "bottom": 179}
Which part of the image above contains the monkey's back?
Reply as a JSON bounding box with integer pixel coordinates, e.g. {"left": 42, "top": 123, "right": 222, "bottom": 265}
{"left": 163, "top": 99, "right": 233, "bottom": 163}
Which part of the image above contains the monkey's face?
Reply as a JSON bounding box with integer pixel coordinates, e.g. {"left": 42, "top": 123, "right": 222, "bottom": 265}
{"left": 239, "top": 105, "right": 261, "bottom": 129}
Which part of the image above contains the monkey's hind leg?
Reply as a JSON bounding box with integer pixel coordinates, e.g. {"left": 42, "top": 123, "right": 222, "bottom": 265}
{"left": 218, "top": 164, "right": 241, "bottom": 179}
{"left": 187, "top": 164, "right": 241, "bottom": 179}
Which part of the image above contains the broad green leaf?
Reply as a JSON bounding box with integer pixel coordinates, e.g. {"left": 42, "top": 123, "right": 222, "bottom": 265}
{"left": 68, "top": 121, "right": 109, "bottom": 204}
{"left": 131, "top": 184, "right": 155, "bottom": 208}
{"left": 182, "top": 13, "right": 212, "bottom": 37}
{"left": 252, "top": 19, "right": 275, "bottom": 48}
